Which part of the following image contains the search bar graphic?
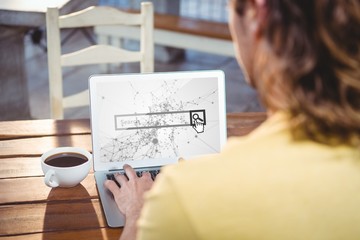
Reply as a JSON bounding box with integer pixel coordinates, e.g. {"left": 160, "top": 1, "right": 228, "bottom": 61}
{"left": 114, "top": 110, "right": 206, "bottom": 130}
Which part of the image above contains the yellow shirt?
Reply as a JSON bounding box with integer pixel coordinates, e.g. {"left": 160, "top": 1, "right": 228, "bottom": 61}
{"left": 138, "top": 112, "right": 360, "bottom": 239}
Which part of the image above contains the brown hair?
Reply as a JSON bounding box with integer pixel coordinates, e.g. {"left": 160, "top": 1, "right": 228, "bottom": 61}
{"left": 235, "top": 0, "right": 360, "bottom": 146}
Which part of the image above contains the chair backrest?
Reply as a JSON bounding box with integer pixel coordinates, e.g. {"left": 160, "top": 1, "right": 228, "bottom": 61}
{"left": 46, "top": 2, "right": 154, "bottom": 119}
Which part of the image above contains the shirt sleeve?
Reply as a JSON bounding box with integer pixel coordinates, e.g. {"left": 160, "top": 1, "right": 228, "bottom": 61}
{"left": 136, "top": 169, "right": 198, "bottom": 240}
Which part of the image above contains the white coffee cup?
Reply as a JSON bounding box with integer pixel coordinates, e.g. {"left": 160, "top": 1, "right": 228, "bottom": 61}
{"left": 41, "top": 147, "right": 91, "bottom": 188}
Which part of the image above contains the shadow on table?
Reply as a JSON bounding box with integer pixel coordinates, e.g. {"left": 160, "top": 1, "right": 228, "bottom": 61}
{"left": 42, "top": 184, "right": 111, "bottom": 239}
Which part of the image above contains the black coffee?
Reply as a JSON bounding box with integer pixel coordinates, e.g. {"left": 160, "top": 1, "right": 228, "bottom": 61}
{"left": 44, "top": 152, "right": 88, "bottom": 167}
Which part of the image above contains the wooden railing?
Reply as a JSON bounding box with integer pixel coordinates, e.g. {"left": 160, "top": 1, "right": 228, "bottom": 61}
{"left": 95, "top": 12, "right": 234, "bottom": 57}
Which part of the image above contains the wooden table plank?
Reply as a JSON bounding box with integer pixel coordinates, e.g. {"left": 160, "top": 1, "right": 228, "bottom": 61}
{"left": 0, "top": 134, "right": 92, "bottom": 158}
{"left": 0, "top": 157, "right": 43, "bottom": 178}
{"left": 0, "top": 174, "right": 97, "bottom": 205}
{"left": 0, "top": 113, "right": 266, "bottom": 140}
{"left": 0, "top": 199, "right": 106, "bottom": 236}
{"left": 226, "top": 112, "right": 267, "bottom": 137}
{"left": 0, "top": 112, "right": 266, "bottom": 158}
{"left": 0, "top": 119, "right": 90, "bottom": 139}
{"left": 1, "top": 228, "right": 122, "bottom": 240}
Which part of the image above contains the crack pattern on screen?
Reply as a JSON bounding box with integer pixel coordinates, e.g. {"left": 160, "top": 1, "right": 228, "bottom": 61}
{"left": 99, "top": 79, "right": 218, "bottom": 162}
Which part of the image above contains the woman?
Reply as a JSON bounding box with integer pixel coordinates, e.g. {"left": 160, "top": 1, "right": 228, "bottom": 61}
{"left": 105, "top": 0, "right": 360, "bottom": 239}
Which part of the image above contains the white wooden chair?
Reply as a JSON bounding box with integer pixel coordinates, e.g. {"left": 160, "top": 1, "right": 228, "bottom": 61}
{"left": 46, "top": 2, "right": 154, "bottom": 119}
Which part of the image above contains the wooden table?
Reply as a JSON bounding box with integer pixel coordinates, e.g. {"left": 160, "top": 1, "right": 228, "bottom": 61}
{"left": 0, "top": 112, "right": 266, "bottom": 239}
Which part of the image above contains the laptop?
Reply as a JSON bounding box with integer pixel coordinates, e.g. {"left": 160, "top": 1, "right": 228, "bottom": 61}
{"left": 89, "top": 70, "right": 227, "bottom": 227}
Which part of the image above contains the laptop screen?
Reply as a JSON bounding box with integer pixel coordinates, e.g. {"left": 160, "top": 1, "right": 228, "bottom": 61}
{"left": 90, "top": 70, "right": 227, "bottom": 172}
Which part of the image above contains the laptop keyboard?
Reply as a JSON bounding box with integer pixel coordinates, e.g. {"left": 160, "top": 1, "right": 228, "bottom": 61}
{"left": 106, "top": 168, "right": 161, "bottom": 188}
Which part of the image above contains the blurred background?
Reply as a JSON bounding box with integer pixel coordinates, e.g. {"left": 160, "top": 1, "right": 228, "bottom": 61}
{"left": 0, "top": 0, "right": 264, "bottom": 120}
